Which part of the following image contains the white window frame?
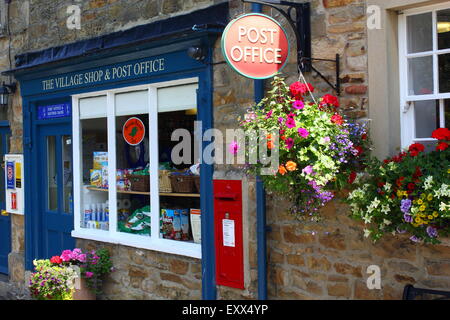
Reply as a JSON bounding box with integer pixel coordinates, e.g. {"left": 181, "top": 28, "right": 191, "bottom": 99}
{"left": 71, "top": 77, "right": 201, "bottom": 259}
{"left": 399, "top": 3, "right": 450, "bottom": 148}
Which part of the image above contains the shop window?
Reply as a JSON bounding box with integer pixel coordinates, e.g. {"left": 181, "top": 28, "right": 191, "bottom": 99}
{"left": 399, "top": 4, "right": 450, "bottom": 148}
{"left": 72, "top": 79, "right": 201, "bottom": 258}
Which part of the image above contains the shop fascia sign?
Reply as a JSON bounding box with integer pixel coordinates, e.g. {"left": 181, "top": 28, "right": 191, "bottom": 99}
{"left": 221, "top": 13, "right": 290, "bottom": 80}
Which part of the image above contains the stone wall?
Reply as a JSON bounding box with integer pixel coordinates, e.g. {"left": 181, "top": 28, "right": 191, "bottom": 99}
{"left": 266, "top": 195, "right": 450, "bottom": 299}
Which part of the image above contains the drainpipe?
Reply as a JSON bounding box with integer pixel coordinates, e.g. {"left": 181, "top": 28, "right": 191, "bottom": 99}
{"left": 252, "top": 2, "right": 268, "bottom": 301}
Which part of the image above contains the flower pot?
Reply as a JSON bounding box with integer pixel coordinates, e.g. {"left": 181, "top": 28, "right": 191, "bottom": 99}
{"left": 73, "top": 278, "right": 96, "bottom": 300}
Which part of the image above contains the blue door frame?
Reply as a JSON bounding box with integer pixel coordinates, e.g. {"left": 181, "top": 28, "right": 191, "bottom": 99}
{"left": 19, "top": 33, "right": 218, "bottom": 299}
{"left": 0, "top": 121, "right": 11, "bottom": 274}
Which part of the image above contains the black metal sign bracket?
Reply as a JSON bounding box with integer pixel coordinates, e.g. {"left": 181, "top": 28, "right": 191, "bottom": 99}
{"left": 241, "top": 0, "right": 341, "bottom": 96}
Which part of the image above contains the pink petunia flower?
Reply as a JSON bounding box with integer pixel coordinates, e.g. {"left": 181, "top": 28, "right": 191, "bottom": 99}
{"left": 292, "top": 100, "right": 305, "bottom": 110}
{"left": 285, "top": 117, "right": 296, "bottom": 129}
{"left": 298, "top": 128, "right": 309, "bottom": 138}
{"left": 85, "top": 271, "right": 94, "bottom": 278}
{"left": 285, "top": 138, "right": 294, "bottom": 149}
{"left": 229, "top": 141, "right": 240, "bottom": 155}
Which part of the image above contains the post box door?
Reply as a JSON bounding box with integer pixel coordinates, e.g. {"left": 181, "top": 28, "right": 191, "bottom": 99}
{"left": 214, "top": 180, "right": 244, "bottom": 289}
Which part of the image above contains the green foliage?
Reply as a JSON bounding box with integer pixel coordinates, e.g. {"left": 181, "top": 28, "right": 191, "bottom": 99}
{"left": 346, "top": 145, "right": 450, "bottom": 244}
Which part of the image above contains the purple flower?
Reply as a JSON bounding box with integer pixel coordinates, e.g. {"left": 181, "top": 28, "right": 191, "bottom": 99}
{"left": 298, "top": 128, "right": 309, "bottom": 138}
{"left": 400, "top": 199, "right": 412, "bottom": 214}
{"left": 426, "top": 226, "right": 438, "bottom": 238}
{"left": 403, "top": 214, "right": 413, "bottom": 223}
{"left": 396, "top": 227, "right": 406, "bottom": 234}
{"left": 285, "top": 138, "right": 294, "bottom": 149}
{"left": 285, "top": 117, "right": 296, "bottom": 129}
{"left": 323, "top": 136, "right": 330, "bottom": 144}
{"left": 409, "top": 235, "right": 420, "bottom": 243}
{"left": 292, "top": 100, "right": 304, "bottom": 110}
{"left": 278, "top": 117, "right": 284, "bottom": 124}
{"left": 302, "top": 165, "right": 313, "bottom": 175}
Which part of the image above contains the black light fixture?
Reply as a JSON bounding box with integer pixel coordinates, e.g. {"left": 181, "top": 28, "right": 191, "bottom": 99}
{"left": 0, "top": 82, "right": 16, "bottom": 107}
{"left": 187, "top": 46, "right": 206, "bottom": 62}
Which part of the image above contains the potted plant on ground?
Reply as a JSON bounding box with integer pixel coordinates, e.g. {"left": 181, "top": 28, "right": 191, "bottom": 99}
{"left": 29, "top": 248, "right": 114, "bottom": 300}
{"left": 28, "top": 259, "right": 77, "bottom": 300}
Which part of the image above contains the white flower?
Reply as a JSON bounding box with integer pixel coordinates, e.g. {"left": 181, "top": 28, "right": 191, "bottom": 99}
{"left": 440, "top": 202, "right": 448, "bottom": 212}
{"left": 363, "top": 214, "right": 372, "bottom": 224}
{"left": 371, "top": 197, "right": 381, "bottom": 209}
{"left": 391, "top": 230, "right": 396, "bottom": 236}
{"left": 383, "top": 219, "right": 392, "bottom": 226}
{"left": 381, "top": 205, "right": 390, "bottom": 215}
{"left": 364, "top": 229, "right": 371, "bottom": 238}
{"left": 424, "top": 176, "right": 433, "bottom": 190}
{"left": 383, "top": 182, "right": 392, "bottom": 192}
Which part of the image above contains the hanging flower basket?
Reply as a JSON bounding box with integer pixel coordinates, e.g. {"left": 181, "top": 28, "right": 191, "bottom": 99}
{"left": 237, "top": 76, "right": 369, "bottom": 221}
{"left": 346, "top": 128, "right": 450, "bottom": 244}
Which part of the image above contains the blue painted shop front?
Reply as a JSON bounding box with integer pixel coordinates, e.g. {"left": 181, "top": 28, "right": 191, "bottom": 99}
{"left": 14, "top": 31, "right": 219, "bottom": 299}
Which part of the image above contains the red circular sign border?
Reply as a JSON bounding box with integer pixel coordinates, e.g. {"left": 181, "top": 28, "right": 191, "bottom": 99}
{"left": 221, "top": 13, "right": 291, "bottom": 80}
{"left": 122, "top": 117, "right": 146, "bottom": 146}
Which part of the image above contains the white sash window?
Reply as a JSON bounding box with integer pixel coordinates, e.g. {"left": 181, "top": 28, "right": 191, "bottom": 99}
{"left": 399, "top": 3, "right": 450, "bottom": 149}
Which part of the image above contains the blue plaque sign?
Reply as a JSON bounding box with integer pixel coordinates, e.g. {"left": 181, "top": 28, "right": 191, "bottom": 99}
{"left": 6, "top": 161, "right": 15, "bottom": 190}
{"left": 38, "top": 104, "right": 71, "bottom": 120}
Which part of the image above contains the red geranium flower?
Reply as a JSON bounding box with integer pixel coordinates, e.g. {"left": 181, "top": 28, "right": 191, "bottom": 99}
{"left": 361, "top": 134, "right": 367, "bottom": 140}
{"left": 436, "top": 141, "right": 449, "bottom": 151}
{"left": 354, "top": 146, "right": 363, "bottom": 157}
{"left": 289, "top": 82, "right": 314, "bottom": 100}
{"left": 431, "top": 128, "right": 450, "bottom": 141}
{"left": 407, "top": 183, "right": 415, "bottom": 191}
{"left": 50, "top": 256, "right": 62, "bottom": 264}
{"left": 331, "top": 114, "right": 344, "bottom": 125}
{"left": 396, "top": 176, "right": 405, "bottom": 188}
{"left": 408, "top": 143, "right": 425, "bottom": 157}
{"left": 321, "top": 94, "right": 340, "bottom": 107}
{"left": 413, "top": 166, "right": 423, "bottom": 178}
{"left": 348, "top": 171, "right": 357, "bottom": 184}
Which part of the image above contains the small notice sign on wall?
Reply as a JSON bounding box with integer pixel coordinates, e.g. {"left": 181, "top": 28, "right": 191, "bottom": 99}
{"left": 222, "top": 219, "right": 236, "bottom": 247}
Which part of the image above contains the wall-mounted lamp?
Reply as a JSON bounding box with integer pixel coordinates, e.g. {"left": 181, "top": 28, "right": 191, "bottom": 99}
{"left": 187, "top": 46, "right": 206, "bottom": 62}
{"left": 0, "top": 82, "right": 16, "bottom": 107}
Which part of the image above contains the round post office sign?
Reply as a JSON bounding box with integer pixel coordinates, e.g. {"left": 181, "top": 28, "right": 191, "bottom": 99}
{"left": 123, "top": 117, "right": 145, "bottom": 146}
{"left": 221, "top": 13, "right": 290, "bottom": 79}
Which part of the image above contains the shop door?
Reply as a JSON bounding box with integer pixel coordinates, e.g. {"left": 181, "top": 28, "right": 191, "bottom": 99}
{"left": 0, "top": 126, "right": 10, "bottom": 274}
{"left": 37, "top": 123, "right": 74, "bottom": 258}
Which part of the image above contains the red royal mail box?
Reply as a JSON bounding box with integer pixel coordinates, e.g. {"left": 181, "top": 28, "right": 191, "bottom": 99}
{"left": 214, "top": 180, "right": 244, "bottom": 289}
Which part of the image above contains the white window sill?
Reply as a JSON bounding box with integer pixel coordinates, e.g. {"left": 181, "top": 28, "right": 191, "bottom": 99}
{"left": 71, "top": 229, "right": 202, "bottom": 259}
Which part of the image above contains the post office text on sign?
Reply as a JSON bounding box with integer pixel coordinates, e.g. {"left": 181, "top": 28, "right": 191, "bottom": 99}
{"left": 230, "top": 27, "right": 282, "bottom": 64}
{"left": 222, "top": 13, "right": 289, "bottom": 79}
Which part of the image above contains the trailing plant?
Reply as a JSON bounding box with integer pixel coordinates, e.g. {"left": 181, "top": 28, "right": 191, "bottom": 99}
{"left": 346, "top": 128, "right": 450, "bottom": 244}
{"left": 238, "top": 76, "right": 368, "bottom": 220}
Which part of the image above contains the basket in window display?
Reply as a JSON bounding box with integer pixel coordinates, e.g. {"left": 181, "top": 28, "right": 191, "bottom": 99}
{"left": 158, "top": 170, "right": 172, "bottom": 193}
{"left": 169, "top": 174, "right": 197, "bottom": 193}
{"left": 127, "top": 174, "right": 150, "bottom": 192}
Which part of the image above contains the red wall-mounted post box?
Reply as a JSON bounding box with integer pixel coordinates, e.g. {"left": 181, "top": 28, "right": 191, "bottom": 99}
{"left": 214, "top": 179, "right": 244, "bottom": 290}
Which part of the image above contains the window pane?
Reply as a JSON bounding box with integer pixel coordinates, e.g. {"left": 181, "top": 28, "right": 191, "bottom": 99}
{"left": 115, "top": 91, "right": 151, "bottom": 237}
{"left": 81, "top": 98, "right": 109, "bottom": 230}
{"left": 438, "top": 9, "right": 450, "bottom": 50}
{"left": 158, "top": 85, "right": 200, "bottom": 243}
{"left": 407, "top": 12, "right": 433, "bottom": 53}
{"left": 439, "top": 53, "right": 450, "bottom": 93}
{"left": 408, "top": 56, "right": 434, "bottom": 95}
{"left": 445, "top": 99, "right": 450, "bottom": 128}
{"left": 62, "top": 135, "right": 73, "bottom": 214}
{"left": 415, "top": 100, "right": 439, "bottom": 138}
{"left": 47, "top": 136, "right": 57, "bottom": 211}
